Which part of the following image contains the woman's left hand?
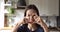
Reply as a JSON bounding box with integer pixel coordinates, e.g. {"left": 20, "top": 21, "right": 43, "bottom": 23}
{"left": 34, "top": 14, "right": 48, "bottom": 32}
{"left": 34, "top": 15, "right": 43, "bottom": 24}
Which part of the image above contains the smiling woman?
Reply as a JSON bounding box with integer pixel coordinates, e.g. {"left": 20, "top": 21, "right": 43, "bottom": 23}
{"left": 12, "top": 4, "right": 48, "bottom": 32}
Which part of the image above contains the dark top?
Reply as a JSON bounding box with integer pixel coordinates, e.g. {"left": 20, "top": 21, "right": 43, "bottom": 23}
{"left": 17, "top": 24, "right": 44, "bottom": 32}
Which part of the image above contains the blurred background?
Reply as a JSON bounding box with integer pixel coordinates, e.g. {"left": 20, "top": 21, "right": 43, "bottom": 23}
{"left": 0, "top": 0, "right": 60, "bottom": 32}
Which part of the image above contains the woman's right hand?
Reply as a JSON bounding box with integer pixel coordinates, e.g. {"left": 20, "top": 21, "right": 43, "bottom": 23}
{"left": 23, "top": 17, "right": 29, "bottom": 24}
{"left": 17, "top": 17, "right": 29, "bottom": 25}
{"left": 12, "top": 17, "right": 29, "bottom": 32}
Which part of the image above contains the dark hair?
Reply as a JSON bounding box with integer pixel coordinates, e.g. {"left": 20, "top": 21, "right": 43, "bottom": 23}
{"left": 24, "top": 4, "right": 39, "bottom": 17}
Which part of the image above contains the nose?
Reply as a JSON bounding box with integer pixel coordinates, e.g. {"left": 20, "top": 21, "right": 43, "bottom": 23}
{"left": 30, "top": 16, "right": 33, "bottom": 20}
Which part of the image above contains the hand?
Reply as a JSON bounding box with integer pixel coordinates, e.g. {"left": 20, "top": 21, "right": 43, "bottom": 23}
{"left": 23, "top": 17, "right": 30, "bottom": 24}
{"left": 34, "top": 15, "right": 48, "bottom": 32}
{"left": 34, "top": 15, "right": 42, "bottom": 24}
{"left": 17, "top": 17, "right": 29, "bottom": 25}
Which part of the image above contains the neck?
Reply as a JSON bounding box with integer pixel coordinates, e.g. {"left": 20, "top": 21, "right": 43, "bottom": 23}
{"left": 28, "top": 23, "right": 37, "bottom": 31}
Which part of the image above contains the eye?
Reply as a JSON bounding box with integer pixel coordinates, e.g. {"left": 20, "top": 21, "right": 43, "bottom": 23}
{"left": 28, "top": 15, "right": 30, "bottom": 16}
{"left": 33, "top": 15, "right": 36, "bottom": 16}
{"left": 32, "top": 15, "right": 35, "bottom": 17}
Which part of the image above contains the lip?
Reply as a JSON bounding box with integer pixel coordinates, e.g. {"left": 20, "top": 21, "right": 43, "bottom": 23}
{"left": 28, "top": 20, "right": 34, "bottom": 23}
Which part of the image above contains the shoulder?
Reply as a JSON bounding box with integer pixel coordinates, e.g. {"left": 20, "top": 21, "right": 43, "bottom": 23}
{"left": 36, "top": 23, "right": 44, "bottom": 29}
{"left": 37, "top": 27, "right": 44, "bottom": 32}
{"left": 36, "top": 23, "right": 44, "bottom": 32}
{"left": 37, "top": 26, "right": 44, "bottom": 32}
{"left": 18, "top": 24, "right": 27, "bottom": 29}
{"left": 17, "top": 24, "right": 28, "bottom": 32}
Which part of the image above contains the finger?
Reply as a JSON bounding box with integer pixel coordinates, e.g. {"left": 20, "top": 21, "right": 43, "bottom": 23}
{"left": 24, "top": 16, "right": 29, "bottom": 20}
{"left": 35, "top": 13, "right": 39, "bottom": 16}
{"left": 34, "top": 16, "right": 41, "bottom": 22}
{"left": 34, "top": 15, "right": 39, "bottom": 20}
{"left": 24, "top": 17, "right": 29, "bottom": 23}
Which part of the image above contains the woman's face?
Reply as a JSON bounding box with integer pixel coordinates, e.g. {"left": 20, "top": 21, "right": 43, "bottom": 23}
{"left": 26, "top": 9, "right": 37, "bottom": 23}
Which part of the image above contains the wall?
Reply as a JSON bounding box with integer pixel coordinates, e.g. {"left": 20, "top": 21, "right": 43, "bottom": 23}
{"left": 41, "top": 16, "right": 57, "bottom": 27}
{"left": 13, "top": 9, "right": 25, "bottom": 25}
{"left": 0, "top": 0, "right": 4, "bottom": 28}
{"left": 29, "top": 0, "right": 59, "bottom": 16}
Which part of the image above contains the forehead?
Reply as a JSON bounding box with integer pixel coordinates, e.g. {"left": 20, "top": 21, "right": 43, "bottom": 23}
{"left": 26, "top": 9, "right": 36, "bottom": 14}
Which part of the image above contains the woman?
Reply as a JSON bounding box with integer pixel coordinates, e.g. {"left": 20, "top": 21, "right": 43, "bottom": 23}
{"left": 12, "top": 5, "right": 48, "bottom": 32}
